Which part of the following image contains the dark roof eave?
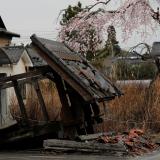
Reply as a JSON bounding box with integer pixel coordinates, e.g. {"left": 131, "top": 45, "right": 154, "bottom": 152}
{"left": 0, "top": 30, "right": 20, "bottom": 38}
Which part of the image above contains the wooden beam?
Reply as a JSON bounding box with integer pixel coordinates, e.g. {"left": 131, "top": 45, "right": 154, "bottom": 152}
{"left": 33, "top": 80, "right": 49, "bottom": 121}
{"left": 0, "top": 88, "right": 2, "bottom": 126}
{"left": 43, "top": 139, "right": 127, "bottom": 153}
{"left": 46, "top": 73, "right": 73, "bottom": 124}
{"left": 0, "top": 75, "right": 45, "bottom": 90}
{"left": 13, "top": 80, "right": 28, "bottom": 124}
{"left": 64, "top": 83, "right": 87, "bottom": 134}
{"left": 0, "top": 66, "right": 51, "bottom": 86}
{"left": 0, "top": 73, "right": 7, "bottom": 126}
{"left": 77, "top": 132, "right": 115, "bottom": 141}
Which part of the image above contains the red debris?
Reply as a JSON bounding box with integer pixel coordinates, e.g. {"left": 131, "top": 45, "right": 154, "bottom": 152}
{"left": 97, "top": 129, "right": 158, "bottom": 156}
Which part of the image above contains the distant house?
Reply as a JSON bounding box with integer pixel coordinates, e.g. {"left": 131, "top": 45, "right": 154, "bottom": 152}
{"left": 0, "top": 16, "right": 20, "bottom": 47}
{"left": 26, "top": 45, "right": 47, "bottom": 68}
{"left": 0, "top": 16, "right": 33, "bottom": 127}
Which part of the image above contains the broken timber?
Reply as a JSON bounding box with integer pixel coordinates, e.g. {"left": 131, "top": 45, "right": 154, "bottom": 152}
{"left": 43, "top": 139, "right": 127, "bottom": 155}
{"left": 77, "top": 133, "right": 113, "bottom": 142}
{"left": 0, "top": 66, "right": 62, "bottom": 145}
{"left": 0, "top": 35, "right": 122, "bottom": 146}
{"left": 30, "top": 35, "right": 121, "bottom": 102}
{"left": 33, "top": 79, "right": 50, "bottom": 121}
{"left": 29, "top": 35, "right": 122, "bottom": 136}
{"left": 13, "top": 80, "right": 28, "bottom": 124}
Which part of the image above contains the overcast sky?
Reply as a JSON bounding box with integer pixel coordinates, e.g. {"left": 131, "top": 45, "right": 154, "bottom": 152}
{"left": 0, "top": 0, "right": 160, "bottom": 49}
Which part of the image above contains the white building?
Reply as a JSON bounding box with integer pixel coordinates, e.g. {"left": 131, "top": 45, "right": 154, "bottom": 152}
{"left": 0, "top": 16, "right": 33, "bottom": 127}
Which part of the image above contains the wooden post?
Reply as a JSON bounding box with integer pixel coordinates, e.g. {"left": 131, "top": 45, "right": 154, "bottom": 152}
{"left": 13, "top": 80, "right": 28, "bottom": 123}
{"left": 0, "top": 73, "right": 7, "bottom": 126}
{"left": 46, "top": 73, "right": 73, "bottom": 123}
{"left": 33, "top": 80, "right": 49, "bottom": 122}
{"left": 0, "top": 88, "right": 2, "bottom": 126}
{"left": 46, "top": 73, "right": 77, "bottom": 139}
{"left": 64, "top": 84, "right": 87, "bottom": 135}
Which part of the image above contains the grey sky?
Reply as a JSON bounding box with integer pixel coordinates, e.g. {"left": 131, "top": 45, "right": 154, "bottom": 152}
{"left": 0, "top": 0, "right": 93, "bottom": 44}
{"left": 0, "top": 0, "right": 160, "bottom": 49}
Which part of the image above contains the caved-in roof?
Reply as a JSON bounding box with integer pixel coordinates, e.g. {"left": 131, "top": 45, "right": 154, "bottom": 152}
{"left": 26, "top": 45, "right": 47, "bottom": 67}
{"left": 31, "top": 35, "right": 121, "bottom": 102}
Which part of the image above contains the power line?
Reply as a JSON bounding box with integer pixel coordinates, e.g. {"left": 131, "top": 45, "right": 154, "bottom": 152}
{"left": 11, "top": 29, "right": 58, "bottom": 32}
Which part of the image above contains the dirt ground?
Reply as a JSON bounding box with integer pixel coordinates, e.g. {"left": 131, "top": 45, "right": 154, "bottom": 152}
{"left": 0, "top": 151, "right": 129, "bottom": 160}
{"left": 0, "top": 150, "right": 160, "bottom": 160}
{"left": 135, "top": 151, "right": 160, "bottom": 160}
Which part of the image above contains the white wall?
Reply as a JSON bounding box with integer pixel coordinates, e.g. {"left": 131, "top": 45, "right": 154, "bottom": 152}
{"left": 0, "top": 52, "right": 33, "bottom": 127}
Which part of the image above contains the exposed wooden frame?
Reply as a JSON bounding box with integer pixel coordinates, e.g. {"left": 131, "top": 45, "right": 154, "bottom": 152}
{"left": 13, "top": 80, "right": 28, "bottom": 124}
{"left": 33, "top": 79, "right": 50, "bottom": 121}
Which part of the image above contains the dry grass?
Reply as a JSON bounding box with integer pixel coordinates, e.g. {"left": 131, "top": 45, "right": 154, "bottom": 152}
{"left": 105, "top": 84, "right": 147, "bottom": 132}
{"left": 10, "top": 76, "right": 160, "bottom": 134}
{"left": 10, "top": 80, "right": 61, "bottom": 122}
{"left": 95, "top": 76, "right": 160, "bottom": 133}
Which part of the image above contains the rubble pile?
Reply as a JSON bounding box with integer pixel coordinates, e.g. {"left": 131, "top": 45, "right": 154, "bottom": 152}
{"left": 97, "top": 129, "right": 159, "bottom": 155}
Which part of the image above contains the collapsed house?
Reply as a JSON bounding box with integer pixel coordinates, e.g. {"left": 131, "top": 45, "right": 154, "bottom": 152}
{"left": 0, "top": 34, "right": 121, "bottom": 144}
{"left": 0, "top": 16, "right": 122, "bottom": 144}
{"left": 30, "top": 35, "right": 121, "bottom": 136}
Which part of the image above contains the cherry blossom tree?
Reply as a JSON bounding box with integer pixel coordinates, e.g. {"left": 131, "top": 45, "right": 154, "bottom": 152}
{"left": 58, "top": 0, "right": 160, "bottom": 59}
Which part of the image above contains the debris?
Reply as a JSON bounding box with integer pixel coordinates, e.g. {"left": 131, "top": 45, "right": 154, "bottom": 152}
{"left": 43, "top": 139, "right": 127, "bottom": 155}
{"left": 97, "top": 129, "right": 159, "bottom": 156}
{"left": 77, "top": 132, "right": 114, "bottom": 142}
{"left": 43, "top": 129, "right": 159, "bottom": 156}
{"left": 0, "top": 35, "right": 121, "bottom": 145}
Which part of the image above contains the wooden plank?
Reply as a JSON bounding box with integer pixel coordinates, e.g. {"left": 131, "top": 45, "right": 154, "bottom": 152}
{"left": 77, "top": 132, "right": 114, "bottom": 142}
{"left": 0, "top": 75, "right": 45, "bottom": 90}
{"left": 0, "top": 73, "right": 6, "bottom": 126}
{"left": 33, "top": 80, "right": 49, "bottom": 121}
{"left": 13, "top": 80, "right": 28, "bottom": 124}
{"left": 0, "top": 66, "right": 51, "bottom": 85}
{"left": 0, "top": 88, "right": 2, "bottom": 126}
{"left": 0, "top": 122, "right": 61, "bottom": 145}
{"left": 43, "top": 139, "right": 127, "bottom": 153}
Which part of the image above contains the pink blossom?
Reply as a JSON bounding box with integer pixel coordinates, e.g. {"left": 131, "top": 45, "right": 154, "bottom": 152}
{"left": 58, "top": 0, "right": 159, "bottom": 56}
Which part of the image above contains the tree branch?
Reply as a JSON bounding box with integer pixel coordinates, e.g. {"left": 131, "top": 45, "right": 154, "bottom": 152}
{"left": 129, "top": 43, "right": 151, "bottom": 56}
{"left": 87, "top": 0, "right": 113, "bottom": 11}
{"left": 58, "top": 0, "right": 113, "bottom": 22}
